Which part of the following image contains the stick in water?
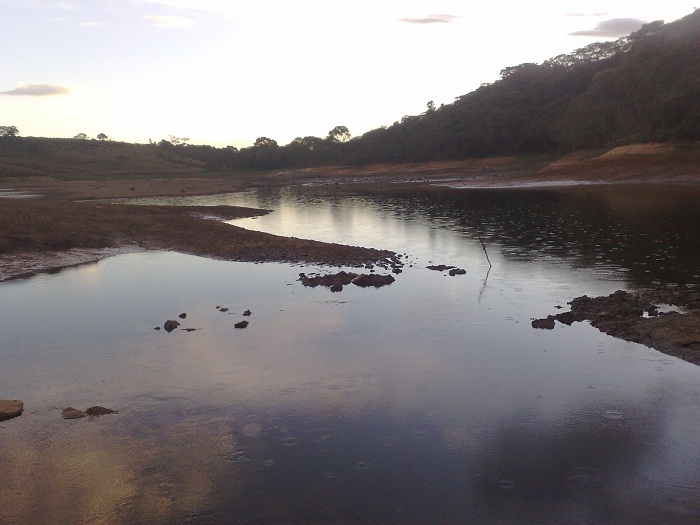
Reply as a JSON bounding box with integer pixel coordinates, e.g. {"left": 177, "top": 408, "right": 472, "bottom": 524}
{"left": 478, "top": 236, "right": 492, "bottom": 268}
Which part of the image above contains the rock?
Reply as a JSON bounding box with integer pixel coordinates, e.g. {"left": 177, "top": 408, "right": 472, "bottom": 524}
{"left": 62, "top": 407, "right": 86, "bottom": 419}
{"left": 330, "top": 284, "right": 343, "bottom": 292}
{"left": 85, "top": 406, "right": 118, "bottom": 416}
{"left": 448, "top": 268, "right": 466, "bottom": 276}
{"left": 217, "top": 307, "right": 229, "bottom": 312}
{"left": 154, "top": 326, "right": 161, "bottom": 330}
{"left": 427, "top": 265, "right": 456, "bottom": 272}
{"left": 0, "top": 399, "right": 24, "bottom": 421}
{"left": 164, "top": 319, "right": 180, "bottom": 332}
{"left": 179, "top": 312, "right": 187, "bottom": 319}
{"left": 243, "top": 309, "right": 252, "bottom": 316}
{"left": 351, "top": 273, "right": 395, "bottom": 288}
{"left": 183, "top": 328, "right": 197, "bottom": 332}
{"left": 532, "top": 316, "right": 556, "bottom": 329}
{"left": 235, "top": 320, "right": 249, "bottom": 329}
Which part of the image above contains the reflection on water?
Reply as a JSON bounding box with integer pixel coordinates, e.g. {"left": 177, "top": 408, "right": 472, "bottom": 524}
{"left": 2, "top": 186, "right": 699, "bottom": 524}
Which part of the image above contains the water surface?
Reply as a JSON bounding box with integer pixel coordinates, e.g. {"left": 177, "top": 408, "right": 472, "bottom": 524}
{"left": 1, "top": 184, "right": 698, "bottom": 524}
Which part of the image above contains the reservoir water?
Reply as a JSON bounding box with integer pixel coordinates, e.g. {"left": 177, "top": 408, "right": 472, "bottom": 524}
{"left": 1, "top": 184, "right": 698, "bottom": 524}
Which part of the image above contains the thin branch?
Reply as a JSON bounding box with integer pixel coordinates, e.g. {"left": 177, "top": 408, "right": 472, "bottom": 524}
{"left": 478, "top": 235, "right": 492, "bottom": 268}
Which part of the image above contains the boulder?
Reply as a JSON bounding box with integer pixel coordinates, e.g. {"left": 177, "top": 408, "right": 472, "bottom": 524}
{"left": 179, "top": 313, "right": 187, "bottom": 319}
{"left": 235, "top": 320, "right": 249, "bottom": 329}
{"left": 164, "top": 319, "right": 180, "bottom": 332}
{"left": 243, "top": 309, "right": 252, "bottom": 316}
{"left": 0, "top": 399, "right": 23, "bottom": 421}
{"left": 448, "top": 268, "right": 466, "bottom": 276}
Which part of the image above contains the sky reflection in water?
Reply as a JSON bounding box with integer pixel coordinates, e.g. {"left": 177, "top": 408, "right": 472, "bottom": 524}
{"left": 1, "top": 185, "right": 699, "bottom": 524}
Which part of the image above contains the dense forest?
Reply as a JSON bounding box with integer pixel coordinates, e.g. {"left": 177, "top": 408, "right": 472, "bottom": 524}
{"left": 3, "top": 10, "right": 699, "bottom": 172}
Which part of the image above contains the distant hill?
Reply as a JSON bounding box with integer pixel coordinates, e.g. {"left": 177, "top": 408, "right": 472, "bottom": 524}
{"left": 2, "top": 9, "right": 698, "bottom": 175}
{"left": 213, "top": 8, "right": 700, "bottom": 169}
{"left": 0, "top": 137, "right": 202, "bottom": 179}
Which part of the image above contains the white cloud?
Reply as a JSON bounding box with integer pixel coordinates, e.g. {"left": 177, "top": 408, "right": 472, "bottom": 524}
{"left": 0, "top": 83, "right": 73, "bottom": 96}
{"left": 399, "top": 14, "right": 461, "bottom": 24}
{"left": 568, "top": 18, "right": 646, "bottom": 37}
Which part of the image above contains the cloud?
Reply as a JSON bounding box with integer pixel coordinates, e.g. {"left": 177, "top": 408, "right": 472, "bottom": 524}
{"left": 399, "top": 14, "right": 460, "bottom": 24}
{"left": 81, "top": 21, "right": 103, "bottom": 26}
{"left": 568, "top": 18, "right": 645, "bottom": 37}
{"left": 143, "top": 14, "right": 195, "bottom": 27}
{"left": 0, "top": 84, "right": 72, "bottom": 96}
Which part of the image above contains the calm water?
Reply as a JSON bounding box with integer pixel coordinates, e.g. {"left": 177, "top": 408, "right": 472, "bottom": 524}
{"left": 1, "top": 184, "right": 699, "bottom": 524}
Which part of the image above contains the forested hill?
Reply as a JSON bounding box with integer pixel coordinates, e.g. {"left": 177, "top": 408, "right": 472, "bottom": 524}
{"left": 211, "top": 8, "right": 699, "bottom": 170}
{"left": 2, "top": 9, "right": 698, "bottom": 174}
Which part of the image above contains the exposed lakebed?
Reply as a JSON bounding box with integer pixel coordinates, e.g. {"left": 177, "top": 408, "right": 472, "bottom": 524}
{"left": 1, "top": 184, "right": 699, "bottom": 524}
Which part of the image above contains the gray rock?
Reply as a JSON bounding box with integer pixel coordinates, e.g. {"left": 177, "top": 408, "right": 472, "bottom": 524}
{"left": 0, "top": 399, "right": 23, "bottom": 421}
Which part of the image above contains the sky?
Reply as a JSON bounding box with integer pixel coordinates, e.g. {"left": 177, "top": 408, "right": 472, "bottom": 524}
{"left": 1, "top": 1, "right": 696, "bottom": 148}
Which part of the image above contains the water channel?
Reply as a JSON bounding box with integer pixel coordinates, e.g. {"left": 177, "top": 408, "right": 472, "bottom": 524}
{"left": 1, "top": 184, "right": 698, "bottom": 524}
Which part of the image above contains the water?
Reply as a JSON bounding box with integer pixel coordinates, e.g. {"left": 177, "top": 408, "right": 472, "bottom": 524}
{"left": 1, "top": 184, "right": 699, "bottom": 524}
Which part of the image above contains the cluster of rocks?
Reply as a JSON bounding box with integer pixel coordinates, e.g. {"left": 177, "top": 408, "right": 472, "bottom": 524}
{"left": 427, "top": 265, "right": 466, "bottom": 276}
{"left": 156, "top": 306, "right": 254, "bottom": 332}
{"left": 298, "top": 271, "right": 395, "bottom": 292}
{"left": 217, "top": 305, "right": 252, "bottom": 329}
{"left": 62, "top": 406, "right": 118, "bottom": 419}
{"left": 532, "top": 289, "right": 700, "bottom": 365}
{"left": 0, "top": 400, "right": 120, "bottom": 422}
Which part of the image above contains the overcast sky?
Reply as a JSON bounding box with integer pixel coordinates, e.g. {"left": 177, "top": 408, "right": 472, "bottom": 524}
{"left": 1, "top": 1, "right": 695, "bottom": 147}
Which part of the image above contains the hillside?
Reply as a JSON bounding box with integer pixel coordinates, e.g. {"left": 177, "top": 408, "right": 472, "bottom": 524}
{"left": 1, "top": 9, "right": 699, "bottom": 178}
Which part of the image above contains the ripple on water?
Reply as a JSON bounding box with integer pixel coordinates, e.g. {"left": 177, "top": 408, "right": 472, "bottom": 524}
{"left": 354, "top": 461, "right": 371, "bottom": 471}
{"left": 498, "top": 479, "right": 516, "bottom": 491}
{"left": 603, "top": 410, "right": 623, "bottom": 420}
{"left": 565, "top": 467, "right": 604, "bottom": 492}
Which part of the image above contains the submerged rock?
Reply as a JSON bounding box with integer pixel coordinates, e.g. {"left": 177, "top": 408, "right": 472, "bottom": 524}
{"left": 164, "top": 319, "right": 180, "bottom": 332}
{"left": 427, "top": 265, "right": 456, "bottom": 272}
{"left": 0, "top": 399, "right": 24, "bottom": 421}
{"left": 531, "top": 316, "right": 556, "bottom": 329}
{"left": 85, "top": 406, "right": 118, "bottom": 416}
{"left": 351, "top": 273, "right": 395, "bottom": 288}
{"left": 62, "top": 407, "right": 86, "bottom": 419}
{"left": 448, "top": 268, "right": 466, "bottom": 276}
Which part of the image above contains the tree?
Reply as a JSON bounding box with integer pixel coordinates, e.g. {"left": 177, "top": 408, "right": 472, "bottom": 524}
{"left": 0, "top": 126, "right": 19, "bottom": 138}
{"left": 74, "top": 133, "right": 88, "bottom": 140}
{"left": 327, "top": 125, "right": 351, "bottom": 143}
{"left": 254, "top": 137, "right": 278, "bottom": 147}
{"left": 97, "top": 133, "right": 109, "bottom": 141}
